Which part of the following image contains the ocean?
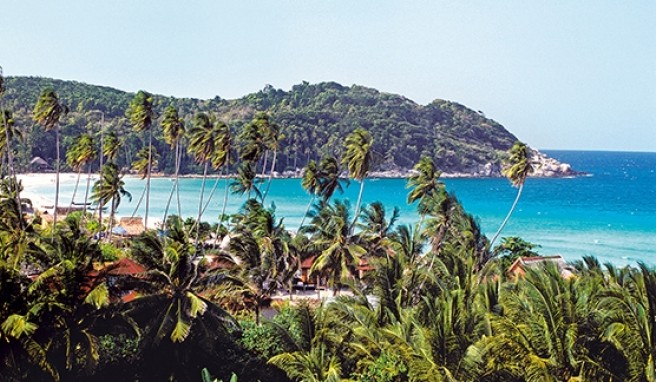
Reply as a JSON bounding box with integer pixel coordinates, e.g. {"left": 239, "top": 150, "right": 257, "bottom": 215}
{"left": 31, "top": 151, "right": 656, "bottom": 266}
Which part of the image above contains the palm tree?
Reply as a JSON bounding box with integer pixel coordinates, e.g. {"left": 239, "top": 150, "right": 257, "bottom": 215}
{"left": 237, "top": 114, "right": 266, "bottom": 165}
{"left": 407, "top": 156, "right": 443, "bottom": 230}
{"left": 161, "top": 105, "right": 186, "bottom": 223}
{"left": 488, "top": 141, "right": 533, "bottom": 248}
{"left": 341, "top": 128, "right": 373, "bottom": 234}
{"left": 317, "top": 156, "right": 346, "bottom": 202}
{"left": 298, "top": 160, "right": 320, "bottom": 231}
{"left": 33, "top": 88, "right": 69, "bottom": 226}
{"left": 188, "top": 112, "right": 226, "bottom": 242}
{"left": 27, "top": 215, "right": 122, "bottom": 379}
{"left": 260, "top": 114, "right": 281, "bottom": 202}
{"left": 66, "top": 134, "right": 96, "bottom": 212}
{"left": 130, "top": 146, "right": 159, "bottom": 219}
{"left": 219, "top": 214, "right": 291, "bottom": 325}
{"left": 0, "top": 109, "right": 25, "bottom": 226}
{"left": 268, "top": 304, "right": 346, "bottom": 382}
{"left": 124, "top": 220, "right": 239, "bottom": 379}
{"left": 598, "top": 263, "right": 656, "bottom": 382}
{"left": 102, "top": 130, "right": 121, "bottom": 163}
{"left": 305, "top": 200, "right": 366, "bottom": 295}
{"left": 126, "top": 90, "right": 156, "bottom": 229}
{"left": 230, "top": 162, "right": 261, "bottom": 200}
{"left": 91, "top": 163, "right": 131, "bottom": 238}
{"left": 467, "top": 265, "right": 611, "bottom": 381}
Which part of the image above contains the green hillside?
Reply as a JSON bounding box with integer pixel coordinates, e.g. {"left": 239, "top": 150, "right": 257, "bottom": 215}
{"left": 3, "top": 76, "right": 520, "bottom": 174}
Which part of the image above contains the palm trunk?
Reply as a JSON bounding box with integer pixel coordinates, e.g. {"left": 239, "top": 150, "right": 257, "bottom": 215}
{"left": 131, "top": 185, "right": 147, "bottom": 218}
{"left": 3, "top": 111, "right": 23, "bottom": 228}
{"left": 144, "top": 128, "right": 152, "bottom": 229}
{"left": 162, "top": 142, "right": 177, "bottom": 223}
{"left": 350, "top": 179, "right": 365, "bottom": 235}
{"left": 163, "top": 141, "right": 183, "bottom": 224}
{"left": 261, "top": 150, "right": 268, "bottom": 179}
{"left": 195, "top": 161, "right": 209, "bottom": 244}
{"left": 68, "top": 168, "right": 82, "bottom": 213}
{"left": 107, "top": 196, "right": 116, "bottom": 241}
{"left": 200, "top": 167, "right": 223, "bottom": 218}
{"left": 262, "top": 148, "right": 277, "bottom": 202}
{"left": 83, "top": 163, "right": 92, "bottom": 208}
{"left": 54, "top": 126, "right": 61, "bottom": 228}
{"left": 489, "top": 183, "right": 524, "bottom": 248}
{"left": 297, "top": 195, "right": 315, "bottom": 235}
{"left": 214, "top": 164, "right": 230, "bottom": 245}
{"left": 175, "top": 143, "right": 182, "bottom": 217}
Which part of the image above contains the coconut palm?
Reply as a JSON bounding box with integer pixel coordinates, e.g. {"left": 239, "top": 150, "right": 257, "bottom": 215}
{"left": 65, "top": 134, "right": 96, "bottom": 212}
{"left": 598, "top": 263, "right": 656, "bottom": 382}
{"left": 126, "top": 220, "right": 238, "bottom": 342}
{"left": 260, "top": 114, "right": 281, "bottom": 202}
{"left": 317, "top": 156, "right": 346, "bottom": 202}
{"left": 298, "top": 160, "right": 320, "bottom": 231}
{"left": 161, "top": 105, "right": 186, "bottom": 223}
{"left": 305, "top": 200, "right": 366, "bottom": 295}
{"left": 130, "top": 146, "right": 159, "bottom": 220}
{"left": 33, "top": 88, "right": 69, "bottom": 226}
{"left": 237, "top": 114, "right": 266, "bottom": 164}
{"left": 91, "top": 163, "right": 131, "bottom": 238}
{"left": 126, "top": 90, "right": 156, "bottom": 229}
{"left": 230, "top": 161, "right": 261, "bottom": 200}
{"left": 219, "top": 209, "right": 292, "bottom": 325}
{"left": 488, "top": 141, "right": 533, "bottom": 248}
{"left": 268, "top": 304, "right": 346, "bottom": 382}
{"left": 102, "top": 130, "right": 121, "bottom": 163}
{"left": 407, "top": 156, "right": 443, "bottom": 229}
{"left": 0, "top": 266, "right": 57, "bottom": 381}
{"left": 122, "top": 220, "right": 239, "bottom": 380}
{"left": 0, "top": 109, "right": 25, "bottom": 226}
{"left": 467, "top": 265, "right": 612, "bottom": 381}
{"left": 188, "top": 112, "right": 228, "bottom": 242}
{"left": 27, "top": 215, "right": 120, "bottom": 379}
{"left": 341, "top": 128, "right": 373, "bottom": 233}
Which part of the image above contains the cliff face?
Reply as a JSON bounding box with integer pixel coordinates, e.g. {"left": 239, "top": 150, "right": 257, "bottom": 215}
{"left": 4, "top": 77, "right": 575, "bottom": 177}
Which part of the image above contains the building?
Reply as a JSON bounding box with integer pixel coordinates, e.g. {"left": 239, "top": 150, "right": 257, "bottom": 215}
{"left": 506, "top": 255, "right": 575, "bottom": 279}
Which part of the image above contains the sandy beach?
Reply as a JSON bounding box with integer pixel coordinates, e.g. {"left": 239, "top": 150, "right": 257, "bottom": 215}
{"left": 16, "top": 173, "right": 162, "bottom": 229}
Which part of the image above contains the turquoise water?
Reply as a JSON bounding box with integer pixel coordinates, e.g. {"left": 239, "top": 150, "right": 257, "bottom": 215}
{"left": 36, "top": 151, "right": 656, "bottom": 266}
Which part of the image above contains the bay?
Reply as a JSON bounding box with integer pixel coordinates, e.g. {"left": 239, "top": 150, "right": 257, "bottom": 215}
{"left": 35, "top": 151, "right": 656, "bottom": 266}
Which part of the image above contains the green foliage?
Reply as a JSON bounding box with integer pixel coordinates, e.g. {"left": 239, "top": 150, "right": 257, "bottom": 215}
{"left": 97, "top": 333, "right": 140, "bottom": 366}
{"left": 99, "top": 241, "right": 122, "bottom": 261}
{"left": 4, "top": 76, "right": 517, "bottom": 174}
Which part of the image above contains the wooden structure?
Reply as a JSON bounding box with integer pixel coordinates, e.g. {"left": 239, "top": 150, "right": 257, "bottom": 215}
{"left": 115, "top": 217, "right": 145, "bottom": 237}
{"left": 29, "top": 156, "right": 50, "bottom": 172}
{"left": 507, "top": 255, "right": 575, "bottom": 279}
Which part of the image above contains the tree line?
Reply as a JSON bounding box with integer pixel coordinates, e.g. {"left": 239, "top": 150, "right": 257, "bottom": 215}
{"left": 2, "top": 76, "right": 519, "bottom": 177}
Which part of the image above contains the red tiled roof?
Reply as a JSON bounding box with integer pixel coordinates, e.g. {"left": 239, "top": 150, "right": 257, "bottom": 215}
{"left": 301, "top": 256, "right": 316, "bottom": 269}
{"left": 106, "top": 258, "right": 146, "bottom": 276}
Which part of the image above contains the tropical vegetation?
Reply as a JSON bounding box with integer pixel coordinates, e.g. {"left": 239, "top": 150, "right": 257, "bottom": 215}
{"left": 0, "top": 72, "right": 649, "bottom": 382}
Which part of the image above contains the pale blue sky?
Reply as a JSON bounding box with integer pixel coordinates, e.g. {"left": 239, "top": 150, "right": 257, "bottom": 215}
{"left": 1, "top": 1, "right": 654, "bottom": 151}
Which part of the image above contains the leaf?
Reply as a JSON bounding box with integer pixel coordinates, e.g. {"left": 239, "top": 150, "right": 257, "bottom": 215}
{"left": 187, "top": 292, "right": 208, "bottom": 318}
{"left": 171, "top": 318, "right": 191, "bottom": 343}
{"left": 1, "top": 314, "right": 37, "bottom": 338}
{"left": 84, "top": 282, "right": 110, "bottom": 309}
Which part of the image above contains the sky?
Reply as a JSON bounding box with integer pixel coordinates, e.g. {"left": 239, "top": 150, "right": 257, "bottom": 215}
{"left": 1, "top": 1, "right": 654, "bottom": 152}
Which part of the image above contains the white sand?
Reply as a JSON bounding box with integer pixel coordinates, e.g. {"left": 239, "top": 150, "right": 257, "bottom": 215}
{"left": 16, "top": 173, "right": 162, "bottom": 229}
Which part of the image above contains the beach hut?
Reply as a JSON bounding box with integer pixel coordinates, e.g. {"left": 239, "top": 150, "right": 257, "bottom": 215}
{"left": 507, "top": 255, "right": 575, "bottom": 279}
{"left": 29, "top": 156, "right": 50, "bottom": 172}
{"left": 116, "top": 217, "right": 145, "bottom": 237}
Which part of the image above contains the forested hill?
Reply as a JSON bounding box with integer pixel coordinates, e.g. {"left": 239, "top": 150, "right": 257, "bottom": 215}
{"left": 3, "top": 76, "right": 563, "bottom": 176}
